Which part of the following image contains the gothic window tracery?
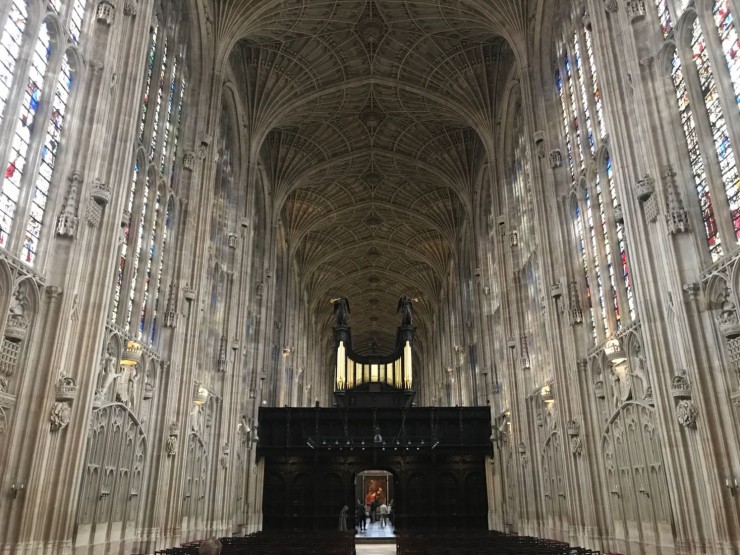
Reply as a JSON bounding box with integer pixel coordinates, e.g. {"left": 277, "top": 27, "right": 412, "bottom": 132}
{"left": 0, "top": 1, "right": 89, "bottom": 267}
{"left": 110, "top": 5, "right": 188, "bottom": 345}
{"left": 656, "top": 4, "right": 740, "bottom": 261}
{"left": 557, "top": 8, "right": 637, "bottom": 344}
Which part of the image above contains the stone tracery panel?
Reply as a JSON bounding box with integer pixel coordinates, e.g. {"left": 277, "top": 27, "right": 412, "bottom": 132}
{"left": 75, "top": 403, "right": 146, "bottom": 547}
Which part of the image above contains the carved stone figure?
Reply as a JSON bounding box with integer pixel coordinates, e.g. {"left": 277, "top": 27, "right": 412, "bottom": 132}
{"left": 166, "top": 435, "right": 178, "bottom": 456}
{"left": 50, "top": 401, "right": 72, "bottom": 431}
{"left": 331, "top": 297, "right": 350, "bottom": 327}
{"left": 397, "top": 296, "right": 414, "bottom": 326}
{"left": 676, "top": 400, "right": 698, "bottom": 429}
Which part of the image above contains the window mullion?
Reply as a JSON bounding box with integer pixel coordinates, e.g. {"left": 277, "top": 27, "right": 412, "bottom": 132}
{"left": 117, "top": 173, "right": 146, "bottom": 330}
{"left": 141, "top": 194, "right": 167, "bottom": 343}
{"left": 579, "top": 192, "right": 606, "bottom": 345}
{"left": 677, "top": 38, "right": 737, "bottom": 250}
{"left": 701, "top": 9, "right": 740, "bottom": 157}
{"left": 130, "top": 183, "right": 158, "bottom": 338}
{"left": 140, "top": 29, "right": 167, "bottom": 150}
{"left": 590, "top": 184, "right": 618, "bottom": 337}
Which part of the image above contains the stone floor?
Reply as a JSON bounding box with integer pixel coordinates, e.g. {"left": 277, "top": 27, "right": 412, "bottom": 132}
{"left": 355, "top": 518, "right": 396, "bottom": 540}
{"left": 355, "top": 543, "right": 396, "bottom": 555}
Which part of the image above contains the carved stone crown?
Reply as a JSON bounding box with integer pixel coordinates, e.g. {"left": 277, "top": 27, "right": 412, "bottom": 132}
{"left": 718, "top": 310, "right": 740, "bottom": 340}
{"left": 670, "top": 373, "right": 692, "bottom": 399}
{"left": 55, "top": 376, "right": 78, "bottom": 401}
{"left": 634, "top": 173, "right": 655, "bottom": 202}
{"left": 168, "top": 421, "right": 179, "bottom": 436}
{"left": 121, "top": 341, "right": 143, "bottom": 365}
{"left": 566, "top": 419, "right": 580, "bottom": 436}
{"left": 5, "top": 314, "right": 29, "bottom": 343}
{"left": 91, "top": 179, "right": 111, "bottom": 207}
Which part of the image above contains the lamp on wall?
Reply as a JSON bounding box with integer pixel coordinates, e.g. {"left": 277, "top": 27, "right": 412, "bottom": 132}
{"left": 604, "top": 338, "right": 626, "bottom": 364}
{"left": 120, "top": 341, "right": 142, "bottom": 366}
{"left": 194, "top": 386, "right": 209, "bottom": 406}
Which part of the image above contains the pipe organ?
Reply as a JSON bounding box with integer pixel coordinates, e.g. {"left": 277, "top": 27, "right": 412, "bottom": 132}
{"left": 333, "top": 315, "right": 415, "bottom": 393}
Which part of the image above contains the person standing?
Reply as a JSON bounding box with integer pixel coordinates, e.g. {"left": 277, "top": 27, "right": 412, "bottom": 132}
{"left": 379, "top": 501, "right": 389, "bottom": 528}
{"left": 355, "top": 499, "right": 366, "bottom": 531}
{"left": 338, "top": 505, "right": 349, "bottom": 531}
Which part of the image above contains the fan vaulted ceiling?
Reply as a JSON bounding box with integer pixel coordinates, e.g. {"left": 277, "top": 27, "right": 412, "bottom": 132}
{"left": 219, "top": 0, "right": 530, "bottom": 355}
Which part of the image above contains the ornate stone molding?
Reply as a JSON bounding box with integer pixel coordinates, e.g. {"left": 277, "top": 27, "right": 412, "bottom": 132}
{"left": 164, "top": 282, "right": 178, "bottom": 327}
{"left": 568, "top": 280, "right": 583, "bottom": 325}
{"left": 56, "top": 172, "right": 81, "bottom": 238}
{"left": 663, "top": 166, "right": 689, "bottom": 234}
{"left": 86, "top": 198, "right": 102, "bottom": 228}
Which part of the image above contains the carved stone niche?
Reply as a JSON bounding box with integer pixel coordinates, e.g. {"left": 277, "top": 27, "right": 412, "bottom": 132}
{"left": 670, "top": 371, "right": 692, "bottom": 399}
{"left": 96, "top": 0, "right": 115, "bottom": 25}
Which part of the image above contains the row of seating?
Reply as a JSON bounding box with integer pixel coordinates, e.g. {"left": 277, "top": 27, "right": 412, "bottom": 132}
{"left": 396, "top": 530, "right": 601, "bottom": 555}
{"left": 154, "top": 531, "right": 356, "bottom": 555}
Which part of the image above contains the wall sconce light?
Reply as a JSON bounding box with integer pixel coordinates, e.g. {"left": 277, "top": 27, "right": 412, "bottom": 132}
{"left": 194, "top": 386, "right": 209, "bottom": 406}
{"left": 120, "top": 341, "right": 142, "bottom": 367}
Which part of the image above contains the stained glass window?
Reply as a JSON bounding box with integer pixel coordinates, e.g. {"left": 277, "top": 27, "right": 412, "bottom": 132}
{"left": 557, "top": 14, "right": 637, "bottom": 343}
{"left": 692, "top": 20, "right": 740, "bottom": 242}
{"left": 584, "top": 29, "right": 606, "bottom": 140}
{"left": 607, "top": 156, "right": 635, "bottom": 320}
{"left": 111, "top": 12, "right": 187, "bottom": 342}
{"left": 713, "top": 0, "right": 740, "bottom": 104}
{"left": 574, "top": 32, "right": 595, "bottom": 153}
{"left": 654, "top": 0, "right": 673, "bottom": 38}
{"left": 670, "top": 49, "right": 721, "bottom": 258}
{"left": 565, "top": 53, "right": 585, "bottom": 168}
{"left": 0, "top": 0, "right": 27, "bottom": 125}
{"left": 1, "top": 23, "right": 51, "bottom": 249}
{"left": 556, "top": 70, "right": 575, "bottom": 182}
{"left": 149, "top": 36, "right": 168, "bottom": 161}
{"left": 69, "top": 0, "right": 89, "bottom": 44}
{"left": 23, "top": 54, "right": 73, "bottom": 265}
{"left": 139, "top": 19, "right": 159, "bottom": 142}
{"left": 138, "top": 191, "right": 160, "bottom": 339}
